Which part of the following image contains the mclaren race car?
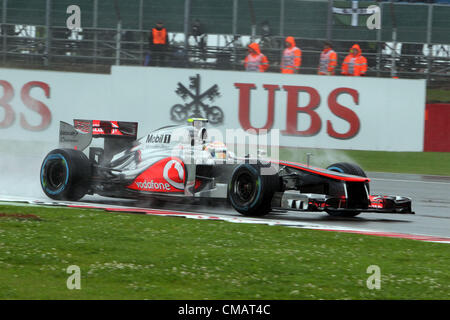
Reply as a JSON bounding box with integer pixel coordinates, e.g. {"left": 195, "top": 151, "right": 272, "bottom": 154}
{"left": 40, "top": 118, "right": 413, "bottom": 217}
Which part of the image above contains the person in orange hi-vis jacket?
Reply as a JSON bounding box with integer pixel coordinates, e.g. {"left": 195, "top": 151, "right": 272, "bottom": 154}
{"left": 318, "top": 41, "right": 337, "bottom": 75}
{"left": 280, "top": 36, "right": 302, "bottom": 74}
{"left": 341, "top": 44, "right": 367, "bottom": 76}
{"left": 148, "top": 21, "right": 169, "bottom": 66}
{"left": 244, "top": 42, "right": 269, "bottom": 72}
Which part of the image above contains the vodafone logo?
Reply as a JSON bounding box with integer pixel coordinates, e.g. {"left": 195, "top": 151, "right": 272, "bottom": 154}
{"left": 128, "top": 157, "right": 186, "bottom": 193}
{"left": 163, "top": 159, "right": 185, "bottom": 190}
{"left": 135, "top": 180, "right": 171, "bottom": 191}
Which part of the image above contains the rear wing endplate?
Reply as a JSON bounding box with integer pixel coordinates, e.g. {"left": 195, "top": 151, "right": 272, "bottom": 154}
{"left": 59, "top": 119, "right": 138, "bottom": 151}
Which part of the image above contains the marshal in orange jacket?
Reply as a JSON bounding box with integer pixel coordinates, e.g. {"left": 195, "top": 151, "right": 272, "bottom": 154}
{"left": 244, "top": 42, "right": 269, "bottom": 72}
{"left": 150, "top": 27, "right": 168, "bottom": 45}
{"left": 281, "top": 36, "right": 302, "bottom": 74}
{"left": 318, "top": 46, "right": 338, "bottom": 75}
{"left": 341, "top": 44, "right": 367, "bottom": 76}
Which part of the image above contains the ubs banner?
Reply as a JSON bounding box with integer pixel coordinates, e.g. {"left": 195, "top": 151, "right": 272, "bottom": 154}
{"left": 0, "top": 66, "right": 426, "bottom": 151}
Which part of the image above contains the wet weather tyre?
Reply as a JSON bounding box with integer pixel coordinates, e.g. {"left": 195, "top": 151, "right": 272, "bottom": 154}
{"left": 327, "top": 162, "right": 367, "bottom": 178}
{"left": 327, "top": 162, "right": 369, "bottom": 193}
{"left": 40, "top": 148, "right": 92, "bottom": 201}
{"left": 326, "top": 162, "right": 369, "bottom": 217}
{"left": 228, "top": 164, "right": 280, "bottom": 217}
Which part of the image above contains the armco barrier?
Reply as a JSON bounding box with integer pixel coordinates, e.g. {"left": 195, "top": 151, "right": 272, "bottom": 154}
{"left": 424, "top": 104, "right": 450, "bottom": 152}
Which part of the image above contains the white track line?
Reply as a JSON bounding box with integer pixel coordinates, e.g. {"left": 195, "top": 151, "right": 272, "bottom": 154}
{"left": 1, "top": 196, "right": 449, "bottom": 244}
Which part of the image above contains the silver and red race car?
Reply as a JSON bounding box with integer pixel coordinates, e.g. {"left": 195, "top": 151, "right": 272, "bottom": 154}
{"left": 40, "top": 118, "right": 413, "bottom": 217}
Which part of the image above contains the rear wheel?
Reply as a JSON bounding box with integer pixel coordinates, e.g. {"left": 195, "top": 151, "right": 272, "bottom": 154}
{"left": 40, "top": 148, "right": 92, "bottom": 201}
{"left": 326, "top": 162, "right": 369, "bottom": 217}
{"left": 228, "top": 164, "right": 280, "bottom": 216}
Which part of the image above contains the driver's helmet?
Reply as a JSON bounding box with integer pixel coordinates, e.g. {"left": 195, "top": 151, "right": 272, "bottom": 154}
{"left": 205, "top": 141, "right": 227, "bottom": 159}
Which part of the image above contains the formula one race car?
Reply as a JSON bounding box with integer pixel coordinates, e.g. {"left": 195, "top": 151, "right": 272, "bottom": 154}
{"left": 40, "top": 118, "right": 413, "bottom": 217}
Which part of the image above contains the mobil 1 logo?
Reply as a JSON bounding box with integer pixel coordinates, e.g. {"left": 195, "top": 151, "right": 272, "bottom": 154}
{"left": 146, "top": 133, "right": 171, "bottom": 144}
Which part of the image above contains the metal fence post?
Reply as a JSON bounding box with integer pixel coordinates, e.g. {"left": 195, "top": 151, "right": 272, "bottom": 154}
{"left": 114, "top": 0, "right": 121, "bottom": 65}
{"left": 93, "top": 0, "right": 98, "bottom": 69}
{"left": 376, "top": 2, "right": 383, "bottom": 77}
{"left": 116, "top": 20, "right": 121, "bottom": 65}
{"left": 327, "top": 0, "right": 333, "bottom": 41}
{"left": 184, "top": 0, "right": 191, "bottom": 50}
{"left": 391, "top": 29, "right": 397, "bottom": 78}
{"left": 232, "top": 0, "right": 238, "bottom": 36}
{"left": 2, "top": 0, "right": 7, "bottom": 64}
{"left": 248, "top": 0, "right": 256, "bottom": 42}
{"left": 232, "top": 0, "right": 238, "bottom": 69}
{"left": 390, "top": 2, "right": 397, "bottom": 78}
{"left": 426, "top": 4, "right": 433, "bottom": 82}
{"left": 280, "top": 0, "right": 285, "bottom": 37}
{"left": 139, "top": 0, "right": 143, "bottom": 64}
{"left": 45, "top": 0, "right": 51, "bottom": 66}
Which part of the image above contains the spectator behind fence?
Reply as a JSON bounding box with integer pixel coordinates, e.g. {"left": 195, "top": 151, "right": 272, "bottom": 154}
{"left": 244, "top": 42, "right": 269, "bottom": 72}
{"left": 280, "top": 36, "right": 302, "bottom": 74}
{"left": 341, "top": 44, "right": 367, "bottom": 76}
{"left": 148, "top": 21, "right": 169, "bottom": 67}
{"left": 318, "top": 41, "right": 337, "bottom": 75}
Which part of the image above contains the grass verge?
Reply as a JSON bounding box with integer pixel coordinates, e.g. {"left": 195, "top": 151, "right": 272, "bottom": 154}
{"left": 279, "top": 147, "right": 450, "bottom": 176}
{"left": 427, "top": 89, "right": 450, "bottom": 103}
{"left": 0, "top": 204, "right": 448, "bottom": 300}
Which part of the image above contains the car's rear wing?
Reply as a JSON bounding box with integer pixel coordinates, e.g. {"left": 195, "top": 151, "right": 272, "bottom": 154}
{"left": 74, "top": 119, "right": 138, "bottom": 139}
{"left": 59, "top": 119, "right": 138, "bottom": 163}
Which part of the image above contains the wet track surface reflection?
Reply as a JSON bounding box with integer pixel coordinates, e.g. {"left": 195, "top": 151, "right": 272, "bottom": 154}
{"left": 72, "top": 172, "right": 450, "bottom": 239}
{"left": 1, "top": 156, "right": 449, "bottom": 239}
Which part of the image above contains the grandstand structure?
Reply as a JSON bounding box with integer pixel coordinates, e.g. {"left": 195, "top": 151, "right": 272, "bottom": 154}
{"left": 0, "top": 0, "right": 449, "bottom": 84}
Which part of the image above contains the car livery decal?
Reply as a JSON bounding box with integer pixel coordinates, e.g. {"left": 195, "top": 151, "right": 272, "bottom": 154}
{"left": 127, "top": 157, "right": 185, "bottom": 193}
{"left": 273, "top": 160, "right": 370, "bottom": 183}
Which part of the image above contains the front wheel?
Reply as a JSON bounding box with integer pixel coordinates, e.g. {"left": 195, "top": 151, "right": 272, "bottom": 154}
{"left": 326, "top": 162, "right": 369, "bottom": 218}
{"left": 327, "top": 162, "right": 370, "bottom": 194}
{"left": 40, "top": 148, "right": 92, "bottom": 201}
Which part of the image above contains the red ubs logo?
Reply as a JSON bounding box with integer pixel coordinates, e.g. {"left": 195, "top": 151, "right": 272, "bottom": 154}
{"left": 234, "top": 83, "right": 360, "bottom": 140}
{"left": 0, "top": 80, "right": 51, "bottom": 131}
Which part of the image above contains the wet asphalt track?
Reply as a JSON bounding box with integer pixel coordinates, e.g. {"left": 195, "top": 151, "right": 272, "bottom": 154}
{"left": 265, "top": 171, "right": 450, "bottom": 239}
{"left": 0, "top": 150, "right": 449, "bottom": 239}
{"left": 68, "top": 171, "right": 450, "bottom": 239}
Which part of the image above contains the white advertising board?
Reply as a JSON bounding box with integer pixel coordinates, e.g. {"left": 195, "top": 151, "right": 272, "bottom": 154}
{"left": 0, "top": 66, "right": 426, "bottom": 151}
